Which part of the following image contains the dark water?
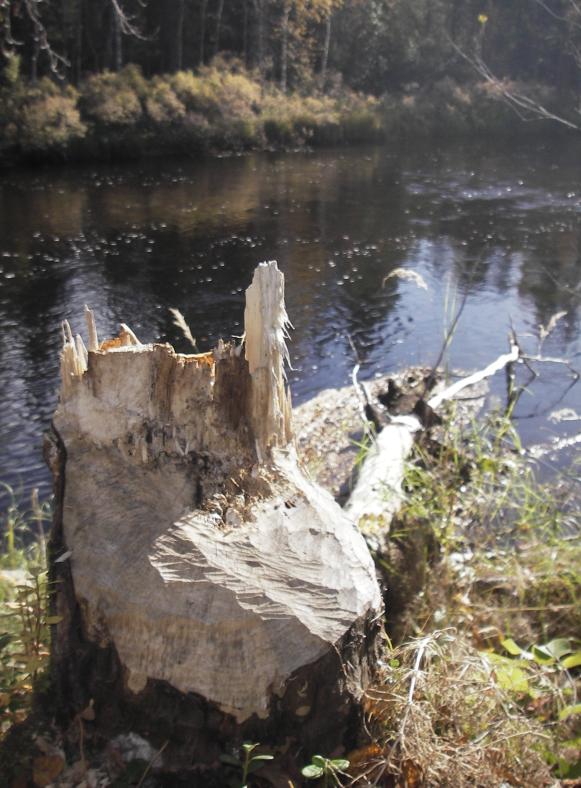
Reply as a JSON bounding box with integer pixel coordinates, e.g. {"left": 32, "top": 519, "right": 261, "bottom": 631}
{"left": 0, "top": 140, "right": 580, "bottom": 509}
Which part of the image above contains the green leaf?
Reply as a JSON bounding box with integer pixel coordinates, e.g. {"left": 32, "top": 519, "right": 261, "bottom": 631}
{"left": 562, "top": 652, "right": 581, "bottom": 670}
{"left": 559, "top": 703, "right": 581, "bottom": 721}
{"left": 330, "top": 758, "right": 350, "bottom": 771}
{"left": 242, "top": 742, "right": 258, "bottom": 754}
{"left": 485, "top": 653, "right": 530, "bottom": 694}
{"left": 45, "top": 615, "right": 63, "bottom": 625}
{"left": 537, "top": 639, "right": 572, "bottom": 660}
{"left": 501, "top": 638, "right": 523, "bottom": 656}
{"left": 531, "top": 646, "right": 556, "bottom": 665}
{"left": 302, "top": 764, "right": 324, "bottom": 779}
{"left": 247, "top": 755, "right": 274, "bottom": 774}
{"left": 312, "top": 755, "right": 327, "bottom": 768}
{"left": 219, "top": 754, "right": 241, "bottom": 768}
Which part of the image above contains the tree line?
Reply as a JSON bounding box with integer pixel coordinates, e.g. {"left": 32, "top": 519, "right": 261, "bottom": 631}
{"left": 1, "top": 1, "right": 580, "bottom": 95}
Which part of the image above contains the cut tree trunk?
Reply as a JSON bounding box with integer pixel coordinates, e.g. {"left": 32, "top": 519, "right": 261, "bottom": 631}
{"left": 45, "top": 262, "right": 382, "bottom": 778}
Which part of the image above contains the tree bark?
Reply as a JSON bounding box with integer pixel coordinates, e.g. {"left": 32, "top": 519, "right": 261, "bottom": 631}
{"left": 46, "top": 263, "right": 382, "bottom": 778}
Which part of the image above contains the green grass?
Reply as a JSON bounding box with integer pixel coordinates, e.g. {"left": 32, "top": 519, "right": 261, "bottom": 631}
{"left": 0, "top": 485, "right": 50, "bottom": 740}
{"left": 370, "top": 407, "right": 581, "bottom": 783}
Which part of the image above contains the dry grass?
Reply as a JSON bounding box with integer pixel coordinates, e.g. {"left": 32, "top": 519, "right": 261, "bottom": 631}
{"left": 351, "top": 631, "right": 557, "bottom": 787}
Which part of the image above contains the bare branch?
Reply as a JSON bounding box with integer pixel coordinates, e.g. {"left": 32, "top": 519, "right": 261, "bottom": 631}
{"left": 531, "top": 0, "right": 581, "bottom": 30}
{"left": 110, "top": 0, "right": 148, "bottom": 40}
{"left": 1, "top": 0, "right": 69, "bottom": 75}
{"left": 449, "top": 38, "right": 581, "bottom": 132}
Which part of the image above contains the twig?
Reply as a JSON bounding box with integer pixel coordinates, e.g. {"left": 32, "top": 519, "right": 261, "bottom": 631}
{"left": 449, "top": 37, "right": 581, "bottom": 132}
{"left": 428, "top": 341, "right": 520, "bottom": 410}
{"left": 346, "top": 334, "right": 381, "bottom": 436}
{"left": 400, "top": 636, "right": 430, "bottom": 740}
{"left": 136, "top": 740, "right": 169, "bottom": 788}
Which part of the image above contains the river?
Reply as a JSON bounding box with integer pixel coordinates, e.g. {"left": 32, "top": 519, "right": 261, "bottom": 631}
{"left": 0, "top": 139, "right": 580, "bottom": 510}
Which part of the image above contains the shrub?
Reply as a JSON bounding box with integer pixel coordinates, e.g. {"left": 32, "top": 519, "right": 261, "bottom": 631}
{"left": 0, "top": 78, "right": 86, "bottom": 154}
{"left": 1, "top": 53, "right": 21, "bottom": 88}
{"left": 81, "top": 66, "right": 145, "bottom": 126}
{"left": 145, "top": 76, "right": 186, "bottom": 125}
{"left": 171, "top": 65, "right": 261, "bottom": 122}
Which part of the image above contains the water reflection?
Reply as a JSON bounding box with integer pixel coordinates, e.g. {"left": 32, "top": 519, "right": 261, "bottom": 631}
{"left": 0, "top": 140, "right": 580, "bottom": 507}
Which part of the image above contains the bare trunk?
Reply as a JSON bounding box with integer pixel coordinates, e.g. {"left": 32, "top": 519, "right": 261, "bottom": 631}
{"left": 74, "top": 0, "right": 83, "bottom": 84}
{"left": 321, "top": 12, "right": 332, "bottom": 90}
{"left": 213, "top": 0, "right": 225, "bottom": 57}
{"left": 46, "top": 263, "right": 382, "bottom": 778}
{"left": 113, "top": 6, "right": 123, "bottom": 71}
{"left": 199, "top": 0, "right": 208, "bottom": 65}
{"left": 252, "top": 0, "right": 265, "bottom": 87}
{"left": 243, "top": 0, "right": 249, "bottom": 66}
{"left": 280, "top": 3, "right": 290, "bottom": 92}
{"left": 171, "top": 0, "right": 185, "bottom": 71}
{"left": 30, "top": 30, "right": 40, "bottom": 82}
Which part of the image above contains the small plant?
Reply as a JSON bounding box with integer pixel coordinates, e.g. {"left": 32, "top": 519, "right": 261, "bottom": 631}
{"left": 0, "top": 565, "right": 55, "bottom": 737}
{"left": 220, "top": 741, "right": 273, "bottom": 788}
{"left": 301, "top": 754, "right": 350, "bottom": 786}
{"left": 0, "top": 486, "right": 52, "bottom": 738}
{"left": 477, "top": 636, "right": 581, "bottom": 779}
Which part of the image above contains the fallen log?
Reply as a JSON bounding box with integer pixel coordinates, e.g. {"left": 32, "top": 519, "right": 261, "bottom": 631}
{"left": 45, "top": 261, "right": 382, "bottom": 778}
{"left": 345, "top": 341, "right": 521, "bottom": 537}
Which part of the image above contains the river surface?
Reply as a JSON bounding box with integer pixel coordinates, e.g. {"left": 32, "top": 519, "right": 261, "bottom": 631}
{"left": 0, "top": 139, "right": 580, "bottom": 510}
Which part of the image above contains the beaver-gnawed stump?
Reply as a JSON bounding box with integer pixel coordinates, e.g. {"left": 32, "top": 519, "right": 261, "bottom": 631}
{"left": 45, "top": 261, "right": 382, "bottom": 778}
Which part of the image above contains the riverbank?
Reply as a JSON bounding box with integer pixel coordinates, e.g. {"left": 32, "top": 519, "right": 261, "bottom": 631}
{"left": 0, "top": 58, "right": 574, "bottom": 168}
{"left": 1, "top": 371, "right": 579, "bottom": 785}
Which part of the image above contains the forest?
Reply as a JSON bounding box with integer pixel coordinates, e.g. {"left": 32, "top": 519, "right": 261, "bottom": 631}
{"left": 1, "top": 0, "right": 581, "bottom": 162}
{"left": 2, "top": 0, "right": 580, "bottom": 94}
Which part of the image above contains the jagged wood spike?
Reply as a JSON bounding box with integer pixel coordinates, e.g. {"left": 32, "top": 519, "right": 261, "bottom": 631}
{"left": 244, "top": 261, "right": 293, "bottom": 457}
{"left": 84, "top": 305, "right": 99, "bottom": 352}
{"left": 75, "top": 334, "right": 88, "bottom": 374}
{"left": 62, "top": 319, "right": 74, "bottom": 345}
{"left": 119, "top": 323, "right": 141, "bottom": 346}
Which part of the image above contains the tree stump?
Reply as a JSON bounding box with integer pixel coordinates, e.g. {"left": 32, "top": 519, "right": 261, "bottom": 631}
{"left": 45, "top": 261, "right": 382, "bottom": 777}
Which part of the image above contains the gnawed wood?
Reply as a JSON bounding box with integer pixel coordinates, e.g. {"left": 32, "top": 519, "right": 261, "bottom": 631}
{"left": 345, "top": 343, "right": 522, "bottom": 533}
{"left": 344, "top": 417, "right": 421, "bottom": 533}
{"left": 244, "top": 260, "right": 293, "bottom": 459}
{"left": 48, "top": 261, "right": 382, "bottom": 769}
{"left": 84, "top": 304, "right": 99, "bottom": 352}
